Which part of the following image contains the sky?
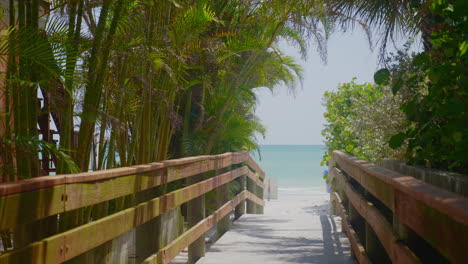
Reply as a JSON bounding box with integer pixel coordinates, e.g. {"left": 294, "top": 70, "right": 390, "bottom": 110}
{"left": 254, "top": 29, "right": 418, "bottom": 145}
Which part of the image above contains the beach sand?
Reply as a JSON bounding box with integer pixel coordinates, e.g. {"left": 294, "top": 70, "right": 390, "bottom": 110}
{"left": 172, "top": 188, "right": 353, "bottom": 264}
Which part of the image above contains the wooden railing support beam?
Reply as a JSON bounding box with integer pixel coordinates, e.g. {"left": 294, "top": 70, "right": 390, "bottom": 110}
{"left": 365, "top": 220, "right": 390, "bottom": 264}
{"left": 187, "top": 174, "right": 205, "bottom": 264}
{"left": 136, "top": 188, "right": 163, "bottom": 263}
{"left": 246, "top": 178, "right": 256, "bottom": 214}
{"left": 234, "top": 175, "right": 246, "bottom": 220}
{"left": 256, "top": 184, "right": 264, "bottom": 214}
{"left": 216, "top": 167, "right": 231, "bottom": 238}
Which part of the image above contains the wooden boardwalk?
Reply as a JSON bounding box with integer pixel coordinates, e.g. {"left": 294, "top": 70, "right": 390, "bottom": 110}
{"left": 3, "top": 150, "right": 466, "bottom": 263}
{"left": 193, "top": 189, "right": 353, "bottom": 264}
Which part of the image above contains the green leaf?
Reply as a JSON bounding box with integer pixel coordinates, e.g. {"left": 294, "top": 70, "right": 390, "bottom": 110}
{"left": 391, "top": 77, "right": 404, "bottom": 95}
{"left": 389, "top": 132, "right": 406, "bottom": 149}
{"left": 374, "top": 68, "right": 390, "bottom": 85}
{"left": 459, "top": 41, "right": 468, "bottom": 56}
{"left": 412, "top": 52, "right": 430, "bottom": 67}
{"left": 444, "top": 48, "right": 454, "bottom": 57}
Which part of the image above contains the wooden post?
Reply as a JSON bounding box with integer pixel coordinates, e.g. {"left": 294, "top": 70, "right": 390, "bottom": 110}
{"left": 256, "top": 183, "right": 264, "bottom": 214}
{"left": 392, "top": 207, "right": 417, "bottom": 256}
{"left": 135, "top": 188, "right": 162, "bottom": 263}
{"left": 364, "top": 191, "right": 390, "bottom": 264}
{"left": 337, "top": 168, "right": 349, "bottom": 234}
{"left": 234, "top": 175, "right": 246, "bottom": 220}
{"left": 393, "top": 215, "right": 410, "bottom": 241}
{"left": 347, "top": 201, "right": 360, "bottom": 258}
{"left": 365, "top": 221, "right": 390, "bottom": 263}
{"left": 392, "top": 189, "right": 417, "bottom": 248}
{"left": 216, "top": 168, "right": 230, "bottom": 238}
{"left": 12, "top": 215, "right": 58, "bottom": 249}
{"left": 365, "top": 222, "right": 392, "bottom": 264}
{"left": 246, "top": 177, "right": 256, "bottom": 214}
{"left": 330, "top": 182, "right": 338, "bottom": 216}
{"left": 328, "top": 159, "right": 339, "bottom": 215}
{"left": 187, "top": 174, "right": 205, "bottom": 264}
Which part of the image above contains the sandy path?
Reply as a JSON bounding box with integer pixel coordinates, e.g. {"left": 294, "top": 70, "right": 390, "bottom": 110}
{"left": 196, "top": 188, "right": 354, "bottom": 264}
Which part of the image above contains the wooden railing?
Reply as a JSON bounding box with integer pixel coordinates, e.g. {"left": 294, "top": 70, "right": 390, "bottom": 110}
{"left": 329, "top": 151, "right": 468, "bottom": 264}
{"left": 0, "top": 151, "right": 265, "bottom": 264}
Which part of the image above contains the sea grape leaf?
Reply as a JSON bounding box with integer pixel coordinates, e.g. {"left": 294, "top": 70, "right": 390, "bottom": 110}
{"left": 374, "top": 68, "right": 390, "bottom": 85}
{"left": 389, "top": 132, "right": 406, "bottom": 149}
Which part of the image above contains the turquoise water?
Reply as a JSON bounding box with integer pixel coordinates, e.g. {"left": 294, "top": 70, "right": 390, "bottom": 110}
{"left": 251, "top": 145, "right": 327, "bottom": 188}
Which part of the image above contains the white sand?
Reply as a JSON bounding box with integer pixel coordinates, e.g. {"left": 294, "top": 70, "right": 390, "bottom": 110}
{"left": 193, "top": 188, "right": 354, "bottom": 264}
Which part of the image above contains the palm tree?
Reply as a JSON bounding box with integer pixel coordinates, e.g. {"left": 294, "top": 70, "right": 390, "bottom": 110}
{"left": 326, "top": 0, "right": 433, "bottom": 58}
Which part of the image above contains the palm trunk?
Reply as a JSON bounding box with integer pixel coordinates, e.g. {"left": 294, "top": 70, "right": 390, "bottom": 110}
{"left": 75, "top": 0, "right": 117, "bottom": 171}
{"left": 57, "top": 0, "right": 84, "bottom": 174}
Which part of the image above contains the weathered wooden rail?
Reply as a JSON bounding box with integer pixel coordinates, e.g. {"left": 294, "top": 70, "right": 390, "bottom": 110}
{"left": 329, "top": 151, "right": 468, "bottom": 264}
{"left": 0, "top": 151, "right": 265, "bottom": 264}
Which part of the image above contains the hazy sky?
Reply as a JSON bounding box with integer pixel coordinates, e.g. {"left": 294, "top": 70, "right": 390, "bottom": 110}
{"left": 255, "top": 29, "right": 416, "bottom": 145}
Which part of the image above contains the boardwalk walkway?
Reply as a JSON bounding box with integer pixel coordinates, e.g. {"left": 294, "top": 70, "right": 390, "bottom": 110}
{"left": 197, "top": 188, "right": 353, "bottom": 264}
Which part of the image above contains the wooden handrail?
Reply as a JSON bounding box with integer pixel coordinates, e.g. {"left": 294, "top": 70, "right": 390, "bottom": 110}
{"left": 0, "top": 151, "right": 266, "bottom": 264}
{"left": 330, "top": 150, "right": 468, "bottom": 263}
{"left": 332, "top": 167, "right": 419, "bottom": 263}
{"left": 0, "top": 152, "right": 248, "bottom": 196}
{"left": 0, "top": 152, "right": 254, "bottom": 229}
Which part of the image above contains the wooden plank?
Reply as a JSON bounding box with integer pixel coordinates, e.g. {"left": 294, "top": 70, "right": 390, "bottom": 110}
{"left": 65, "top": 164, "right": 261, "bottom": 213}
{"left": 246, "top": 190, "right": 264, "bottom": 207}
{"left": 0, "top": 234, "right": 65, "bottom": 264}
{"left": 246, "top": 155, "right": 265, "bottom": 179}
{"left": 167, "top": 160, "right": 214, "bottom": 182}
{"left": 232, "top": 151, "right": 249, "bottom": 165}
{"left": 0, "top": 152, "right": 250, "bottom": 196}
{"left": 333, "top": 151, "right": 468, "bottom": 225}
{"left": 333, "top": 151, "right": 395, "bottom": 211}
{"left": 0, "top": 175, "right": 65, "bottom": 197}
{"left": 64, "top": 163, "right": 165, "bottom": 184}
{"left": 143, "top": 191, "right": 261, "bottom": 264}
{"left": 394, "top": 188, "right": 468, "bottom": 263}
{"left": 331, "top": 167, "right": 420, "bottom": 264}
{"left": 332, "top": 151, "right": 468, "bottom": 263}
{"left": 187, "top": 173, "right": 206, "bottom": 264}
{"left": 330, "top": 191, "right": 371, "bottom": 264}
{"left": 65, "top": 169, "right": 166, "bottom": 211}
{"left": 246, "top": 168, "right": 264, "bottom": 188}
{"left": 0, "top": 185, "right": 65, "bottom": 229}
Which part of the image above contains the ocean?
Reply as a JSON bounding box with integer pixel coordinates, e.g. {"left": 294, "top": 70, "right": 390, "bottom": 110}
{"left": 251, "top": 145, "right": 327, "bottom": 189}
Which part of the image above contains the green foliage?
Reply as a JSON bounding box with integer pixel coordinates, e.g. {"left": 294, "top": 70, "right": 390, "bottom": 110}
{"left": 322, "top": 79, "right": 408, "bottom": 166}
{"left": 0, "top": 0, "right": 333, "bottom": 180}
{"left": 388, "top": 0, "right": 468, "bottom": 173}
{"left": 321, "top": 46, "right": 424, "bottom": 167}
{"left": 374, "top": 68, "right": 390, "bottom": 85}
{"left": 389, "top": 132, "right": 406, "bottom": 149}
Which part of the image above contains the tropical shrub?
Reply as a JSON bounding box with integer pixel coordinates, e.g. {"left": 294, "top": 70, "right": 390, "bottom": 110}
{"left": 322, "top": 46, "right": 427, "bottom": 167}
{"left": 321, "top": 79, "right": 407, "bottom": 166}
{"left": 386, "top": 0, "right": 467, "bottom": 174}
